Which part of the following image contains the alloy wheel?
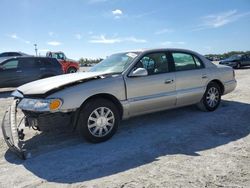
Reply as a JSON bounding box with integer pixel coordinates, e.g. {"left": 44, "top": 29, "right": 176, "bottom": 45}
{"left": 87, "top": 107, "right": 115, "bottom": 137}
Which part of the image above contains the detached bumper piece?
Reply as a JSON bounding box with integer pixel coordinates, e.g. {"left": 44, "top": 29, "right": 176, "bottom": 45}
{"left": 1, "top": 100, "right": 26, "bottom": 159}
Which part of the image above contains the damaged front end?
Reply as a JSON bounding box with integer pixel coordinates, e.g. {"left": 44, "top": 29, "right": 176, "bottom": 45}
{"left": 2, "top": 97, "right": 75, "bottom": 160}
{"left": 1, "top": 99, "right": 26, "bottom": 159}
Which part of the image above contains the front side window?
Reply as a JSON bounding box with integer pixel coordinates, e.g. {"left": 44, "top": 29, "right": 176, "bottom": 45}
{"left": 1, "top": 60, "right": 18, "bottom": 69}
{"left": 136, "top": 53, "right": 169, "bottom": 75}
{"left": 172, "top": 53, "right": 199, "bottom": 71}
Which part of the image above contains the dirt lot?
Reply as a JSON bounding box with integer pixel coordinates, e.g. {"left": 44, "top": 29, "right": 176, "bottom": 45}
{"left": 0, "top": 67, "right": 249, "bottom": 188}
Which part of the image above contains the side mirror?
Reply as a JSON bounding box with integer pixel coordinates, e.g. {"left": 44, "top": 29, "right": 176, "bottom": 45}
{"left": 0, "top": 65, "right": 4, "bottom": 70}
{"left": 129, "top": 68, "right": 148, "bottom": 77}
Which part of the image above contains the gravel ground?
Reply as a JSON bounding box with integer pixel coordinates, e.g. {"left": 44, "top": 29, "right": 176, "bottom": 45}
{"left": 0, "top": 66, "right": 249, "bottom": 188}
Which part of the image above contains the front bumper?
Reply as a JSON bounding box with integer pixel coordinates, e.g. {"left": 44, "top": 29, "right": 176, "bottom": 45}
{"left": 1, "top": 100, "right": 25, "bottom": 159}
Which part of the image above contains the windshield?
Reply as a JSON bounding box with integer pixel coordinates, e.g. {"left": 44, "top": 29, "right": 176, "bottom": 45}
{"left": 89, "top": 52, "right": 139, "bottom": 74}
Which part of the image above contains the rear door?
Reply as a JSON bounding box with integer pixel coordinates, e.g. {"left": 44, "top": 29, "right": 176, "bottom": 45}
{"left": 170, "top": 52, "right": 207, "bottom": 107}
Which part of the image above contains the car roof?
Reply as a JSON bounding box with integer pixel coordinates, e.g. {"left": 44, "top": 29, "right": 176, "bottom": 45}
{"left": 0, "top": 56, "right": 57, "bottom": 63}
{"left": 120, "top": 48, "right": 201, "bottom": 55}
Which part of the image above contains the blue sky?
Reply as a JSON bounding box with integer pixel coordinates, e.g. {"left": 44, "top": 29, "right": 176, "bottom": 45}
{"left": 0, "top": 0, "right": 249, "bottom": 59}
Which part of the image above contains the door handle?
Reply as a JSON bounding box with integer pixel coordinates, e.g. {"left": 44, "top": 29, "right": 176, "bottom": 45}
{"left": 40, "top": 67, "right": 46, "bottom": 71}
{"left": 16, "top": 70, "right": 22, "bottom": 73}
{"left": 165, "top": 79, "right": 174, "bottom": 84}
{"left": 202, "top": 74, "right": 207, "bottom": 79}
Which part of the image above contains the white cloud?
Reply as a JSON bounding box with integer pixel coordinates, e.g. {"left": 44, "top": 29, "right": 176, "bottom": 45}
{"left": 47, "top": 41, "right": 62, "bottom": 46}
{"left": 75, "top": 34, "right": 82, "bottom": 40}
{"left": 112, "top": 9, "right": 123, "bottom": 19}
{"left": 112, "top": 9, "right": 122, "bottom": 15}
{"left": 195, "top": 10, "right": 250, "bottom": 30}
{"left": 161, "top": 41, "right": 186, "bottom": 46}
{"left": 89, "top": 35, "right": 147, "bottom": 44}
{"left": 155, "top": 28, "right": 174, "bottom": 35}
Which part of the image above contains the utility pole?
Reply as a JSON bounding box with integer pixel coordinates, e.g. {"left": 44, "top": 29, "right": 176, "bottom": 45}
{"left": 34, "top": 44, "right": 38, "bottom": 56}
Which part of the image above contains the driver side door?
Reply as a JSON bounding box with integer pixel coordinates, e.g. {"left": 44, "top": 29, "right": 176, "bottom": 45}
{"left": 0, "top": 59, "right": 21, "bottom": 87}
{"left": 125, "top": 52, "right": 176, "bottom": 117}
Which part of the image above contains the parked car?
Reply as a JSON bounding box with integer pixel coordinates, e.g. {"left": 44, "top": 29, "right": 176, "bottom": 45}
{"left": 219, "top": 54, "right": 250, "bottom": 69}
{"left": 2, "top": 48, "right": 236, "bottom": 159}
{"left": 0, "top": 52, "right": 29, "bottom": 58}
{"left": 0, "top": 56, "right": 63, "bottom": 88}
{"left": 46, "top": 51, "right": 79, "bottom": 73}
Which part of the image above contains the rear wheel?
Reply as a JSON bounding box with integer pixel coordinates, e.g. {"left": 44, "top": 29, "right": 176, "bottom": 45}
{"left": 67, "top": 67, "right": 77, "bottom": 73}
{"left": 78, "top": 98, "right": 120, "bottom": 143}
{"left": 197, "top": 82, "right": 221, "bottom": 111}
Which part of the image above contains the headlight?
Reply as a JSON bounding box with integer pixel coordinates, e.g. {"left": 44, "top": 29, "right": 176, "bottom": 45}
{"left": 18, "top": 98, "right": 63, "bottom": 112}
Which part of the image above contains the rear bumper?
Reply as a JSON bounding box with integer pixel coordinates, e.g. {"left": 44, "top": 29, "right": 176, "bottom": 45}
{"left": 223, "top": 80, "right": 237, "bottom": 95}
{"left": 1, "top": 100, "right": 25, "bottom": 159}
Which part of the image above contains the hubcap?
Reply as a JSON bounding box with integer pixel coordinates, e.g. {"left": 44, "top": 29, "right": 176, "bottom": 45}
{"left": 87, "top": 107, "right": 115, "bottom": 137}
{"left": 206, "top": 87, "right": 220, "bottom": 108}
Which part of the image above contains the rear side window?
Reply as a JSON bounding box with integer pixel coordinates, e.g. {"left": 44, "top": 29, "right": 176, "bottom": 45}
{"left": 41, "top": 58, "right": 61, "bottom": 67}
{"left": 19, "top": 58, "right": 36, "bottom": 68}
{"left": 172, "top": 52, "right": 203, "bottom": 71}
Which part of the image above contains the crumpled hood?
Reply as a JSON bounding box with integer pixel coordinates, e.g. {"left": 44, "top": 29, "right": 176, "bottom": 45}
{"left": 16, "top": 72, "right": 105, "bottom": 95}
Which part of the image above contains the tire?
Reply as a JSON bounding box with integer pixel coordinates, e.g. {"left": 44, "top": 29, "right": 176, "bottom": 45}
{"left": 233, "top": 62, "right": 241, "bottom": 69}
{"left": 197, "top": 82, "right": 221, "bottom": 111}
{"left": 67, "top": 67, "right": 77, "bottom": 73}
{"left": 78, "top": 98, "right": 120, "bottom": 143}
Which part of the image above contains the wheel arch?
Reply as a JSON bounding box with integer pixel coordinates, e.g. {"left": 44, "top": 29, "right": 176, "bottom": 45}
{"left": 80, "top": 93, "right": 124, "bottom": 119}
{"left": 208, "top": 79, "right": 225, "bottom": 94}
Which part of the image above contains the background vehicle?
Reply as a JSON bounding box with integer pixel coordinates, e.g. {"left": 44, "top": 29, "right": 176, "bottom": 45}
{"left": 0, "top": 56, "right": 63, "bottom": 88}
{"left": 0, "top": 52, "right": 29, "bottom": 58}
{"left": 219, "top": 54, "right": 250, "bottom": 69}
{"left": 46, "top": 51, "right": 79, "bottom": 73}
{"left": 2, "top": 49, "right": 237, "bottom": 159}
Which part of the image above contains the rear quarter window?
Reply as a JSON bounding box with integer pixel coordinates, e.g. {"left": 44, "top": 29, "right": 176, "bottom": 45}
{"left": 42, "top": 58, "right": 61, "bottom": 67}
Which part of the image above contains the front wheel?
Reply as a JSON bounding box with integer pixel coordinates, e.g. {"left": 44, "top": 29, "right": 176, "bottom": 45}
{"left": 197, "top": 82, "right": 221, "bottom": 111}
{"left": 78, "top": 98, "right": 120, "bottom": 143}
{"left": 67, "top": 67, "right": 77, "bottom": 73}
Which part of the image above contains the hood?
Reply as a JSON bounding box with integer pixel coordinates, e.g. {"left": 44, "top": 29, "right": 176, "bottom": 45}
{"left": 16, "top": 72, "right": 105, "bottom": 95}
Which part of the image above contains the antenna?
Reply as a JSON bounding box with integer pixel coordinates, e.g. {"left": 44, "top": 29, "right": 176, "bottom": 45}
{"left": 34, "top": 44, "right": 38, "bottom": 56}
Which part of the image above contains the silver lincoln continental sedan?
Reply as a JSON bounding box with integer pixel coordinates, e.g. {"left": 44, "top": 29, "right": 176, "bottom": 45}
{"left": 2, "top": 48, "right": 236, "bottom": 159}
